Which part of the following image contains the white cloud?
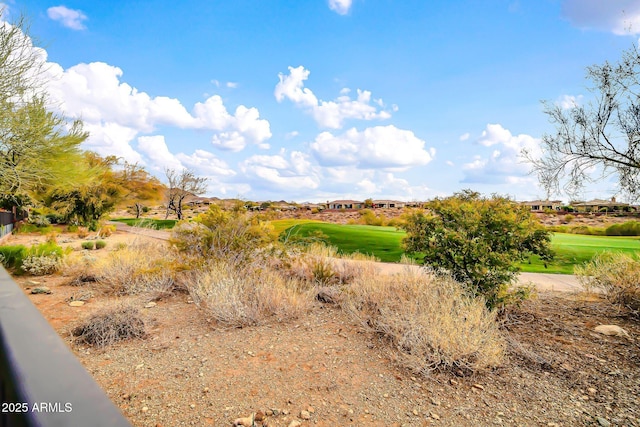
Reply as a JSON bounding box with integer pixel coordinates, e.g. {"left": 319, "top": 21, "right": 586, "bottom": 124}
{"left": 137, "top": 136, "right": 184, "bottom": 172}
{"left": 275, "top": 66, "right": 391, "bottom": 129}
{"left": 557, "top": 94, "right": 583, "bottom": 109}
{"left": 462, "top": 124, "right": 540, "bottom": 185}
{"left": 239, "top": 152, "right": 320, "bottom": 191}
{"left": 328, "top": 0, "right": 353, "bottom": 15}
{"left": 226, "top": 81, "right": 238, "bottom": 88}
{"left": 44, "top": 61, "right": 271, "bottom": 153}
{"left": 459, "top": 132, "right": 470, "bottom": 141}
{"left": 310, "top": 125, "right": 434, "bottom": 171}
{"left": 47, "top": 6, "right": 87, "bottom": 30}
{"left": 562, "top": 0, "right": 640, "bottom": 35}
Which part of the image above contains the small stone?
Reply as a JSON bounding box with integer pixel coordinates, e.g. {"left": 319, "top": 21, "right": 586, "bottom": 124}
{"left": 141, "top": 406, "right": 149, "bottom": 412}
{"left": 596, "top": 417, "right": 611, "bottom": 427}
{"left": 449, "top": 379, "right": 458, "bottom": 385}
{"left": 472, "top": 384, "right": 484, "bottom": 391}
{"left": 430, "top": 412, "right": 440, "bottom": 420}
{"left": 288, "top": 421, "right": 302, "bottom": 427}
{"left": 203, "top": 387, "right": 209, "bottom": 393}
{"left": 31, "top": 287, "right": 51, "bottom": 294}
{"left": 307, "top": 406, "right": 315, "bottom": 414}
{"left": 412, "top": 409, "right": 419, "bottom": 416}
{"left": 190, "top": 404, "right": 195, "bottom": 409}
{"left": 68, "top": 301, "right": 85, "bottom": 307}
{"left": 299, "top": 410, "right": 311, "bottom": 420}
{"left": 497, "top": 412, "right": 505, "bottom": 417}
{"left": 430, "top": 397, "right": 441, "bottom": 406}
{"left": 144, "top": 302, "right": 157, "bottom": 308}
{"left": 383, "top": 393, "right": 389, "bottom": 398}
{"left": 587, "top": 387, "right": 597, "bottom": 395}
{"left": 594, "top": 325, "right": 631, "bottom": 340}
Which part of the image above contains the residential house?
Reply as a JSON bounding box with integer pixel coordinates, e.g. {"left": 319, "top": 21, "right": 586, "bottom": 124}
{"left": 327, "top": 200, "right": 364, "bottom": 210}
{"left": 520, "top": 200, "right": 563, "bottom": 212}
{"left": 570, "top": 197, "right": 633, "bottom": 212}
{"left": 372, "top": 200, "right": 405, "bottom": 209}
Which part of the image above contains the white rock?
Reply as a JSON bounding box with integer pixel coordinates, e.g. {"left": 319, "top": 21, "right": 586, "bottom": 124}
{"left": 594, "top": 325, "right": 631, "bottom": 339}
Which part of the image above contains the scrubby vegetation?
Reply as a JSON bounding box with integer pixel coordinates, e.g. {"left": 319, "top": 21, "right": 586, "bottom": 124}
{"left": 403, "top": 190, "right": 553, "bottom": 310}
{"left": 576, "top": 252, "right": 640, "bottom": 315}
{"left": 72, "top": 304, "right": 147, "bottom": 347}
{"left": 343, "top": 267, "right": 505, "bottom": 374}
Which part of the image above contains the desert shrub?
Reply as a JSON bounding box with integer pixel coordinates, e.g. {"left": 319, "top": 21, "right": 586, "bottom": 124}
{"left": 605, "top": 221, "right": 640, "bottom": 236}
{"left": 171, "top": 204, "right": 275, "bottom": 266}
{"left": 92, "top": 240, "right": 176, "bottom": 296}
{"left": 285, "top": 243, "right": 376, "bottom": 286}
{"left": 343, "top": 267, "right": 505, "bottom": 375}
{"left": 77, "top": 228, "right": 89, "bottom": 238}
{"left": 95, "top": 240, "right": 107, "bottom": 250}
{"left": 0, "top": 245, "right": 27, "bottom": 269}
{"left": 98, "top": 224, "right": 116, "bottom": 237}
{"left": 29, "top": 214, "right": 51, "bottom": 227}
{"left": 403, "top": 190, "right": 553, "bottom": 310}
{"left": 576, "top": 252, "right": 640, "bottom": 314}
{"left": 20, "top": 242, "right": 68, "bottom": 275}
{"left": 359, "top": 209, "right": 384, "bottom": 226}
{"left": 66, "top": 224, "right": 79, "bottom": 232}
{"left": 21, "top": 255, "right": 61, "bottom": 275}
{"left": 81, "top": 241, "right": 95, "bottom": 250}
{"left": 186, "top": 261, "right": 311, "bottom": 328}
{"left": 16, "top": 223, "right": 53, "bottom": 234}
{"left": 72, "top": 305, "right": 147, "bottom": 347}
{"left": 563, "top": 214, "right": 574, "bottom": 223}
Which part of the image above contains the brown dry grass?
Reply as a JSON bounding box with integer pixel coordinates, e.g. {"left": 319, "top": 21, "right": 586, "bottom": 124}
{"left": 343, "top": 266, "right": 505, "bottom": 375}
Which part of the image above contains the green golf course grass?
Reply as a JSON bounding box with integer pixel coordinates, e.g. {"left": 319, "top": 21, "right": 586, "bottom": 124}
{"left": 274, "top": 220, "right": 640, "bottom": 274}
{"left": 111, "top": 218, "right": 178, "bottom": 230}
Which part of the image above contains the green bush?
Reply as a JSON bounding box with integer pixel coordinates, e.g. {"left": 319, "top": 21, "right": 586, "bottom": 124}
{"left": 82, "top": 241, "right": 95, "bottom": 250}
{"left": 0, "top": 245, "right": 27, "bottom": 269}
{"left": 27, "top": 241, "right": 67, "bottom": 259}
{"left": 16, "top": 223, "right": 53, "bottom": 234}
{"left": 605, "top": 221, "right": 640, "bottom": 236}
{"left": 95, "top": 240, "right": 107, "bottom": 250}
{"left": 402, "top": 190, "right": 553, "bottom": 310}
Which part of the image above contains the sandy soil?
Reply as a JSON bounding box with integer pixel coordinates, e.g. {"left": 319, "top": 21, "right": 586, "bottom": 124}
{"left": 3, "top": 226, "right": 640, "bottom": 427}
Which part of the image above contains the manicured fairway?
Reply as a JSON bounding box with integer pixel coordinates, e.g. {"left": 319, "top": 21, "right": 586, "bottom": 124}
{"left": 110, "top": 218, "right": 177, "bottom": 230}
{"left": 276, "top": 221, "right": 408, "bottom": 262}
{"left": 276, "top": 220, "right": 640, "bottom": 273}
{"left": 522, "top": 233, "right": 640, "bottom": 274}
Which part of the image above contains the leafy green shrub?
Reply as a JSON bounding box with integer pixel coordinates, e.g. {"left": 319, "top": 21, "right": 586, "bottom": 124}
{"left": 16, "top": 223, "right": 53, "bottom": 234}
{"left": 95, "top": 240, "right": 107, "bottom": 250}
{"left": 0, "top": 245, "right": 27, "bottom": 269}
{"left": 66, "top": 224, "right": 79, "bottom": 232}
{"left": 563, "top": 214, "right": 574, "bottom": 223}
{"left": 27, "top": 241, "right": 67, "bottom": 258}
{"left": 142, "top": 206, "right": 150, "bottom": 213}
{"left": 402, "top": 190, "right": 553, "bottom": 310}
{"left": 605, "top": 221, "right": 640, "bottom": 236}
{"left": 81, "top": 241, "right": 95, "bottom": 250}
{"left": 359, "top": 209, "right": 384, "bottom": 226}
{"left": 576, "top": 252, "right": 640, "bottom": 314}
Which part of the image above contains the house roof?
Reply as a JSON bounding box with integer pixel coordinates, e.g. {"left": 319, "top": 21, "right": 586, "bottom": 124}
{"left": 328, "top": 200, "right": 363, "bottom": 204}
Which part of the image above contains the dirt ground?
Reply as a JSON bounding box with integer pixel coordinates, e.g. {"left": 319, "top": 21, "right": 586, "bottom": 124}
{"left": 4, "top": 227, "right": 640, "bottom": 427}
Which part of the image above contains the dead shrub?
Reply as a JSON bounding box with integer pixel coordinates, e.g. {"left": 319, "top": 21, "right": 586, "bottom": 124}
{"left": 576, "top": 252, "right": 640, "bottom": 314}
{"left": 92, "top": 240, "right": 176, "bottom": 296}
{"left": 286, "top": 243, "right": 377, "bottom": 286}
{"left": 72, "top": 305, "right": 147, "bottom": 348}
{"left": 186, "top": 262, "right": 312, "bottom": 328}
{"left": 343, "top": 267, "right": 505, "bottom": 375}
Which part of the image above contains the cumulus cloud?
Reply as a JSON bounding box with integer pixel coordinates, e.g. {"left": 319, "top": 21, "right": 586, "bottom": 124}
{"left": 43, "top": 61, "right": 271, "bottom": 155}
{"left": 310, "top": 125, "right": 434, "bottom": 171}
{"left": 462, "top": 124, "right": 540, "bottom": 185}
{"left": 328, "top": 0, "right": 353, "bottom": 15}
{"left": 239, "top": 152, "right": 320, "bottom": 192}
{"left": 562, "top": 0, "right": 640, "bottom": 35}
{"left": 275, "top": 66, "right": 391, "bottom": 129}
{"left": 459, "top": 132, "right": 470, "bottom": 141}
{"left": 47, "top": 5, "right": 87, "bottom": 30}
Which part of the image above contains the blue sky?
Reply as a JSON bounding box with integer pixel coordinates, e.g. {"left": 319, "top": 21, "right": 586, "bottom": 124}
{"left": 2, "top": 0, "right": 638, "bottom": 202}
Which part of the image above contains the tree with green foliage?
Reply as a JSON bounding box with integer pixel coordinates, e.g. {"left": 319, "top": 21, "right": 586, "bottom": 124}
{"left": 46, "top": 153, "right": 122, "bottom": 227}
{"left": 526, "top": 44, "right": 640, "bottom": 200}
{"left": 402, "top": 190, "right": 553, "bottom": 310}
{"left": 1, "top": 13, "right": 89, "bottom": 205}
